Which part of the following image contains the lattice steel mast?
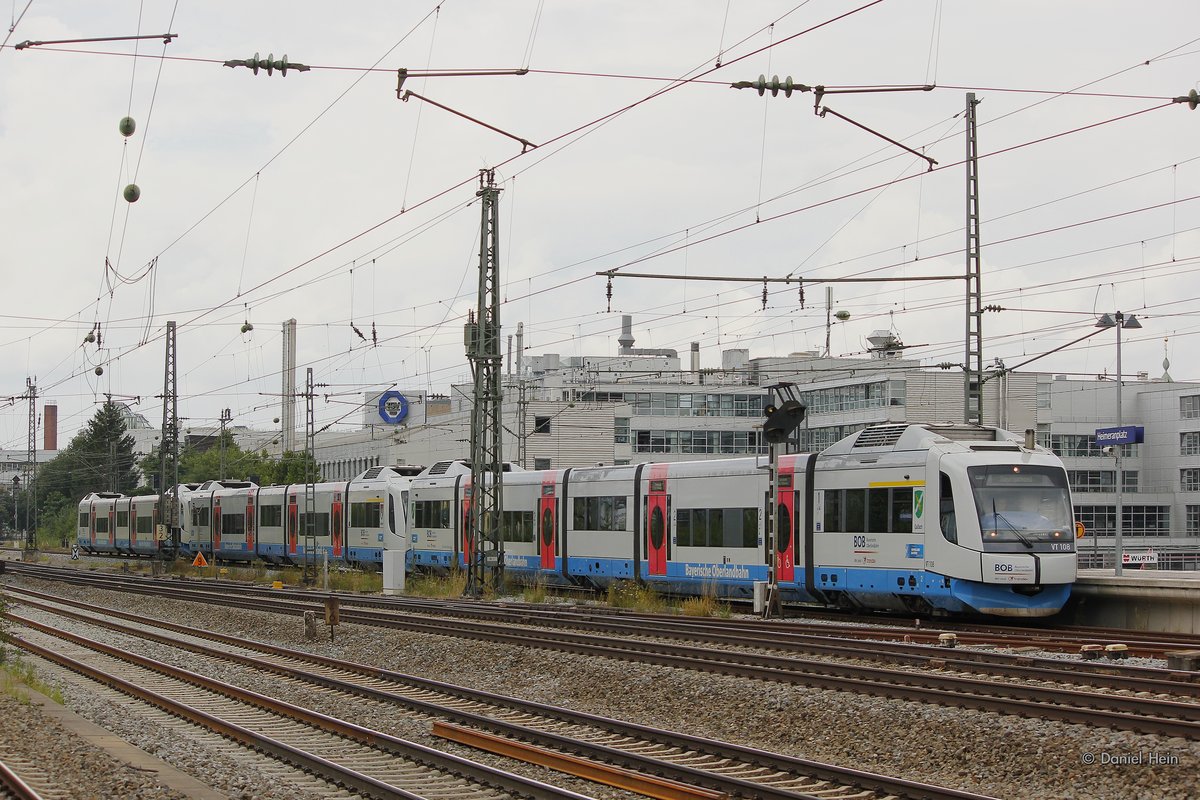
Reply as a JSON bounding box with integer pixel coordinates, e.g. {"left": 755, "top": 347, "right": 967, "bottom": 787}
{"left": 465, "top": 169, "right": 504, "bottom": 597}
{"left": 159, "top": 321, "right": 180, "bottom": 559}
{"left": 964, "top": 92, "right": 983, "bottom": 425}
{"left": 24, "top": 378, "right": 36, "bottom": 550}
{"left": 303, "top": 367, "right": 317, "bottom": 585}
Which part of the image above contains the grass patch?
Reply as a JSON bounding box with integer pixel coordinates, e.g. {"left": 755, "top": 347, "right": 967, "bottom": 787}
{"left": 679, "top": 594, "right": 732, "bottom": 617}
{"left": 521, "top": 578, "right": 548, "bottom": 604}
{"left": 328, "top": 570, "right": 382, "bottom": 593}
{"left": 0, "top": 655, "right": 64, "bottom": 705}
{"left": 407, "top": 569, "right": 467, "bottom": 598}
{"left": 606, "top": 580, "right": 670, "bottom": 613}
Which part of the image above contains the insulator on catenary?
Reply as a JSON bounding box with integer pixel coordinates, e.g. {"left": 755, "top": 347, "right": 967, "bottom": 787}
{"left": 223, "top": 52, "right": 310, "bottom": 77}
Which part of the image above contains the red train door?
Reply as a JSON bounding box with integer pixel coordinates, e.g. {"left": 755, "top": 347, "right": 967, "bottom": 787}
{"left": 129, "top": 500, "right": 137, "bottom": 550}
{"left": 90, "top": 506, "right": 96, "bottom": 548}
{"left": 776, "top": 460, "right": 796, "bottom": 583}
{"left": 461, "top": 484, "right": 474, "bottom": 568}
{"left": 645, "top": 464, "right": 669, "bottom": 576}
{"left": 287, "top": 494, "right": 298, "bottom": 555}
{"left": 108, "top": 507, "right": 115, "bottom": 547}
{"left": 331, "top": 493, "right": 343, "bottom": 558}
{"left": 539, "top": 477, "right": 556, "bottom": 570}
{"left": 246, "top": 498, "right": 255, "bottom": 553}
{"left": 213, "top": 497, "right": 222, "bottom": 553}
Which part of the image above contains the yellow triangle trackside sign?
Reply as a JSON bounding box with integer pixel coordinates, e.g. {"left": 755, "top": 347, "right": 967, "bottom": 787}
{"left": 192, "top": 551, "right": 209, "bottom": 568}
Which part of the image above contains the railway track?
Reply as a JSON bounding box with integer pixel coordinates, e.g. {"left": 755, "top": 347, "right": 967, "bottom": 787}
{"left": 0, "top": 756, "right": 47, "bottom": 800}
{"left": 14, "top": 566, "right": 1200, "bottom": 734}
{"left": 7, "top": 568, "right": 1200, "bottom": 738}
{"left": 13, "top": 561, "right": 1200, "bottom": 661}
{"left": 5, "top": 618, "right": 600, "bottom": 800}
{"left": 7, "top": 568, "right": 1200, "bottom": 744}
{"left": 4, "top": 587, "right": 991, "bottom": 800}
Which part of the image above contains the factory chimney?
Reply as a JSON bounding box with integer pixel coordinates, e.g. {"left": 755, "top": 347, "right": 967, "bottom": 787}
{"left": 43, "top": 404, "right": 58, "bottom": 451}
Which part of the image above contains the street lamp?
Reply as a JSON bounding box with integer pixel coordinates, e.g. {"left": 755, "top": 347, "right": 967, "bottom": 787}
{"left": 1096, "top": 310, "right": 1142, "bottom": 575}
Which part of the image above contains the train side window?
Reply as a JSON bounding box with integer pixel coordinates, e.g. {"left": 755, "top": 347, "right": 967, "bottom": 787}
{"left": 78, "top": 512, "right": 89, "bottom": 528}
{"left": 867, "top": 489, "right": 889, "bottom": 533}
{"left": 259, "top": 505, "right": 282, "bottom": 528}
{"left": 939, "top": 472, "right": 957, "bottom": 544}
{"left": 845, "top": 489, "right": 866, "bottom": 532}
{"left": 891, "top": 487, "right": 913, "bottom": 533}
{"left": 824, "top": 490, "right": 842, "bottom": 533}
{"left": 388, "top": 496, "right": 396, "bottom": 533}
{"left": 676, "top": 509, "right": 692, "bottom": 546}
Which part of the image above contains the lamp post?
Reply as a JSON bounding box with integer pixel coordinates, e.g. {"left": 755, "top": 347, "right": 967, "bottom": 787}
{"left": 1095, "top": 311, "right": 1142, "bottom": 575}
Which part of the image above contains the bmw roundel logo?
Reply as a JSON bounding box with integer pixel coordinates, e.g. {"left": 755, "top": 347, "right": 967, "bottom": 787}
{"left": 378, "top": 391, "right": 409, "bottom": 424}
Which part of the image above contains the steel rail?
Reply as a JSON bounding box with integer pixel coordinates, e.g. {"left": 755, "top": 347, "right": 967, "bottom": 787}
{"left": 6, "top": 587, "right": 995, "bottom": 800}
{"left": 6, "top": 619, "right": 593, "bottom": 800}
{"left": 8, "top": 570, "right": 1200, "bottom": 737}
{"left": 0, "top": 757, "right": 44, "bottom": 800}
{"left": 11, "top": 580, "right": 1200, "bottom": 704}
{"left": 15, "top": 561, "right": 1200, "bottom": 661}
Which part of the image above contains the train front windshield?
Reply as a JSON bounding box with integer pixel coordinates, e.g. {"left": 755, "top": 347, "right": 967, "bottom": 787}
{"left": 968, "top": 465, "right": 1075, "bottom": 553}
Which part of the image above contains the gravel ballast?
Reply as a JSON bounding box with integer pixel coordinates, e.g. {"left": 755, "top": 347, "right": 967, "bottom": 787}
{"left": 3, "top": 572, "right": 1199, "bottom": 800}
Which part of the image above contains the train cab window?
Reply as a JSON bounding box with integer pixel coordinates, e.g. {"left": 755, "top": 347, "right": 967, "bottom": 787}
{"left": 388, "top": 496, "right": 396, "bottom": 533}
{"left": 939, "top": 472, "right": 957, "bottom": 544}
{"left": 191, "top": 506, "right": 210, "bottom": 527}
{"left": 259, "top": 504, "right": 282, "bottom": 528}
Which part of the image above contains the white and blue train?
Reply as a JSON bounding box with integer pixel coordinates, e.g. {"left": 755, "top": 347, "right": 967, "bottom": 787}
{"left": 78, "top": 423, "right": 1081, "bottom": 617}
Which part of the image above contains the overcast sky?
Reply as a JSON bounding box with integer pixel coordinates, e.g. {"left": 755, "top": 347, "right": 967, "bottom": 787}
{"left": 2, "top": 0, "right": 1198, "bottom": 449}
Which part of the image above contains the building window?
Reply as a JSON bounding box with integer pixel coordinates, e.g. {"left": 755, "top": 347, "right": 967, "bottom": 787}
{"left": 614, "top": 417, "right": 629, "bottom": 444}
{"left": 1187, "top": 506, "right": 1200, "bottom": 536}
{"left": 1066, "top": 470, "right": 1115, "bottom": 493}
{"left": 1182, "top": 395, "right": 1200, "bottom": 419}
{"left": 632, "top": 429, "right": 765, "bottom": 455}
{"left": 534, "top": 458, "right": 552, "bottom": 470}
{"left": 1050, "top": 434, "right": 1137, "bottom": 459}
{"left": 1036, "top": 382, "right": 1051, "bottom": 409}
{"left": 1182, "top": 432, "right": 1200, "bottom": 456}
{"left": 1075, "top": 505, "right": 1114, "bottom": 537}
{"left": 1123, "top": 506, "right": 1169, "bottom": 536}
{"left": 1121, "top": 471, "right": 1138, "bottom": 493}
{"left": 1183, "top": 469, "right": 1200, "bottom": 492}
{"left": 1036, "top": 424, "right": 1051, "bottom": 449}
{"left": 534, "top": 416, "right": 552, "bottom": 434}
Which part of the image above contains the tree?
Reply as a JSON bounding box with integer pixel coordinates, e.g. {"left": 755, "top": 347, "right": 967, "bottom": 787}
{"left": 139, "top": 435, "right": 322, "bottom": 488}
{"left": 36, "top": 402, "right": 138, "bottom": 508}
{"left": 35, "top": 402, "right": 140, "bottom": 548}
